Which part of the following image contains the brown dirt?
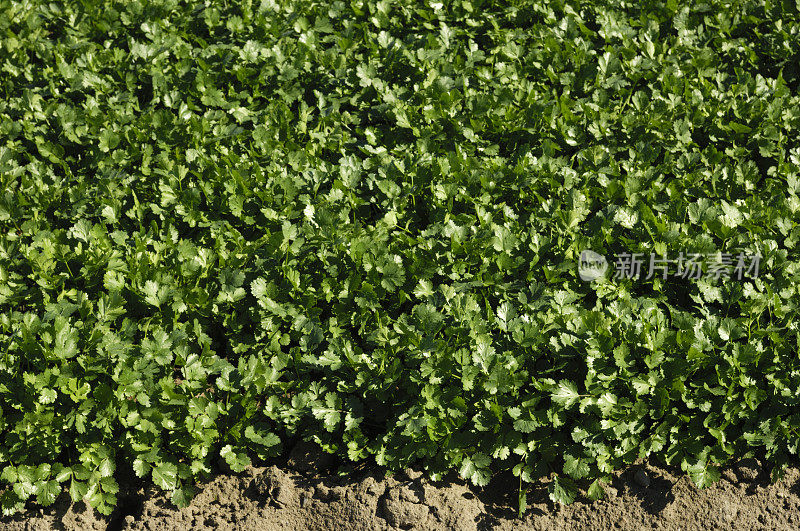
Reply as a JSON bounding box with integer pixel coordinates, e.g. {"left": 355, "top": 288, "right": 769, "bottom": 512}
{"left": 3, "top": 452, "right": 799, "bottom": 530}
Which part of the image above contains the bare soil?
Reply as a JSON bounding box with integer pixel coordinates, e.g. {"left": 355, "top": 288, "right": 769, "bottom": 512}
{"left": 3, "top": 446, "right": 799, "bottom": 530}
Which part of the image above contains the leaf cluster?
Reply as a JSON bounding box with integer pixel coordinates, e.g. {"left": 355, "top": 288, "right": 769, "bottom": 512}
{"left": 2, "top": 0, "right": 800, "bottom": 515}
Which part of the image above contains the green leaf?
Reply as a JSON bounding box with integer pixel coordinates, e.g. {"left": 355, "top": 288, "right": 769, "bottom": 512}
{"left": 220, "top": 445, "right": 251, "bottom": 473}
{"left": 98, "top": 129, "right": 120, "bottom": 152}
{"left": 727, "top": 122, "right": 751, "bottom": 134}
{"left": 587, "top": 479, "right": 605, "bottom": 501}
{"left": 1, "top": 467, "right": 17, "bottom": 484}
{"left": 548, "top": 476, "right": 578, "bottom": 505}
{"left": 413, "top": 279, "right": 435, "bottom": 299}
{"left": 513, "top": 418, "right": 537, "bottom": 434}
{"left": 459, "top": 453, "right": 491, "bottom": 486}
{"left": 152, "top": 463, "right": 178, "bottom": 491}
{"left": 69, "top": 479, "right": 87, "bottom": 503}
{"left": 1, "top": 491, "right": 24, "bottom": 516}
{"left": 171, "top": 484, "right": 196, "bottom": 508}
{"left": 54, "top": 466, "right": 72, "bottom": 483}
{"left": 551, "top": 380, "right": 581, "bottom": 409}
{"left": 518, "top": 489, "right": 527, "bottom": 517}
{"left": 35, "top": 480, "right": 61, "bottom": 506}
{"left": 244, "top": 426, "right": 280, "bottom": 449}
{"left": 143, "top": 280, "right": 169, "bottom": 308}
{"left": 563, "top": 454, "right": 590, "bottom": 479}
{"left": 98, "top": 458, "right": 115, "bottom": 478}
{"left": 688, "top": 463, "right": 721, "bottom": 488}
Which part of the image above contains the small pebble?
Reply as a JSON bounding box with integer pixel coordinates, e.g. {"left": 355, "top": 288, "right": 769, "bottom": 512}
{"left": 300, "top": 493, "right": 311, "bottom": 508}
{"left": 634, "top": 469, "right": 651, "bottom": 488}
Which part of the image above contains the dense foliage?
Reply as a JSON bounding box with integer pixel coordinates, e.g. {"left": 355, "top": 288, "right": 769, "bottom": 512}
{"left": 2, "top": 0, "right": 800, "bottom": 515}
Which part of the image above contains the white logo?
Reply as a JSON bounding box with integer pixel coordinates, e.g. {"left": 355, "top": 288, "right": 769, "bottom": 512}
{"left": 578, "top": 250, "right": 608, "bottom": 281}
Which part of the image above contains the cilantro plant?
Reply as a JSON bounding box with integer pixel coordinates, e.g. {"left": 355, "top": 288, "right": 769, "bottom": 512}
{"left": 2, "top": 0, "right": 800, "bottom": 515}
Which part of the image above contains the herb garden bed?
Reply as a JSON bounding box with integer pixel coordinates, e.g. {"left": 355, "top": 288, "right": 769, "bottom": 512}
{"left": 2, "top": 0, "right": 800, "bottom": 522}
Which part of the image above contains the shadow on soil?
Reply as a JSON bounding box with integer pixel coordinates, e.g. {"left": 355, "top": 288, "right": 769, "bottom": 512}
{"left": 617, "top": 468, "right": 675, "bottom": 516}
